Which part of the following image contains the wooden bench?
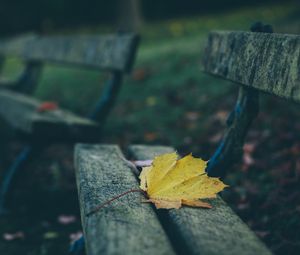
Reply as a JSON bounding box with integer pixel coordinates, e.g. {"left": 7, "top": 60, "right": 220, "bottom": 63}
{"left": 73, "top": 23, "right": 299, "bottom": 254}
{"left": 203, "top": 25, "right": 300, "bottom": 177}
{"left": 75, "top": 145, "right": 271, "bottom": 255}
{"left": 0, "top": 33, "right": 139, "bottom": 212}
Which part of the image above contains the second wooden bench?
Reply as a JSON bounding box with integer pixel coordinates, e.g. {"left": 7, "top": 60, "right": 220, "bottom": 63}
{"left": 0, "top": 33, "right": 139, "bottom": 212}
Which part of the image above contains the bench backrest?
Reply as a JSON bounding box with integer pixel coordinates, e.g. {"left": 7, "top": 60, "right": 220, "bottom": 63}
{"left": 0, "top": 33, "right": 139, "bottom": 73}
{"left": 0, "top": 32, "right": 139, "bottom": 128}
{"left": 203, "top": 31, "right": 300, "bottom": 104}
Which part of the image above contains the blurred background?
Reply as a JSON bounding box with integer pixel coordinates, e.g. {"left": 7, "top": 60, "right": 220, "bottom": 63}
{"left": 0, "top": 0, "right": 299, "bottom": 35}
{"left": 0, "top": 0, "right": 299, "bottom": 254}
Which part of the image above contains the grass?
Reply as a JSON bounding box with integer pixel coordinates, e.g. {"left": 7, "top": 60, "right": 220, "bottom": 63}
{"left": 0, "top": 2, "right": 299, "bottom": 254}
{"left": 30, "top": 2, "right": 298, "bottom": 153}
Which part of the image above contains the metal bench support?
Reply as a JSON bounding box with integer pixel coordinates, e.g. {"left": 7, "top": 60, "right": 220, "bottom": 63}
{"left": 207, "top": 87, "right": 259, "bottom": 177}
{"left": 0, "top": 146, "right": 37, "bottom": 213}
{"left": 13, "top": 61, "right": 43, "bottom": 94}
{"left": 206, "top": 22, "right": 273, "bottom": 178}
{"left": 88, "top": 71, "right": 123, "bottom": 125}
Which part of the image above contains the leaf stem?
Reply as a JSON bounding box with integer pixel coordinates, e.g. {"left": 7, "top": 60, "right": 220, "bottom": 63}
{"left": 86, "top": 189, "right": 145, "bottom": 217}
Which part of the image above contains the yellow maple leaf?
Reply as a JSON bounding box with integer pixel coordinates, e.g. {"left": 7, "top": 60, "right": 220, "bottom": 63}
{"left": 139, "top": 152, "right": 228, "bottom": 209}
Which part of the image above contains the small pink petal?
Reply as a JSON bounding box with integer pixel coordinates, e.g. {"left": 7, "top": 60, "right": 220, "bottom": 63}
{"left": 243, "top": 143, "right": 256, "bottom": 153}
{"left": 133, "top": 160, "right": 153, "bottom": 167}
{"left": 214, "top": 110, "right": 229, "bottom": 122}
{"left": 58, "top": 215, "right": 76, "bottom": 225}
{"left": 243, "top": 153, "right": 255, "bottom": 166}
{"left": 3, "top": 231, "right": 24, "bottom": 241}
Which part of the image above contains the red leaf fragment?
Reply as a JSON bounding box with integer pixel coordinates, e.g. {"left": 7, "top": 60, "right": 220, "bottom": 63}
{"left": 37, "top": 102, "right": 58, "bottom": 112}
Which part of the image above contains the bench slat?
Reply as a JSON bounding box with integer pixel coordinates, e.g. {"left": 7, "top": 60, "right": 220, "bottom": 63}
{"left": 203, "top": 31, "right": 300, "bottom": 103}
{"left": 0, "top": 34, "right": 139, "bottom": 72}
{"left": 129, "top": 145, "right": 272, "bottom": 255}
{"left": 74, "top": 144, "right": 175, "bottom": 255}
{"left": 0, "top": 89, "right": 98, "bottom": 140}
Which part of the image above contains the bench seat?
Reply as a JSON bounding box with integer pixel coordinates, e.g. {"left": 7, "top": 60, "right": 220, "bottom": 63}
{"left": 0, "top": 88, "right": 99, "bottom": 141}
{"left": 75, "top": 144, "right": 272, "bottom": 255}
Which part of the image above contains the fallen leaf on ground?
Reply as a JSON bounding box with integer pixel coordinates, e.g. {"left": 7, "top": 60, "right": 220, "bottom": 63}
{"left": 139, "top": 152, "right": 228, "bottom": 209}
{"left": 213, "top": 110, "right": 229, "bottom": 122}
{"left": 144, "top": 132, "right": 158, "bottom": 142}
{"left": 43, "top": 232, "right": 59, "bottom": 239}
{"left": 58, "top": 215, "right": 76, "bottom": 225}
{"left": 3, "top": 231, "right": 24, "bottom": 241}
{"left": 132, "top": 68, "right": 149, "bottom": 81}
{"left": 243, "top": 153, "right": 255, "bottom": 166}
{"left": 243, "top": 143, "right": 257, "bottom": 153}
{"left": 242, "top": 143, "right": 257, "bottom": 171}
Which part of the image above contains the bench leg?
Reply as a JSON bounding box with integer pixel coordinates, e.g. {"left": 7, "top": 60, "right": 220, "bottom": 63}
{"left": 206, "top": 23, "right": 272, "bottom": 178}
{"left": 88, "top": 71, "right": 122, "bottom": 126}
{"left": 206, "top": 87, "right": 259, "bottom": 177}
{"left": 0, "top": 146, "right": 35, "bottom": 214}
{"left": 69, "top": 236, "right": 85, "bottom": 255}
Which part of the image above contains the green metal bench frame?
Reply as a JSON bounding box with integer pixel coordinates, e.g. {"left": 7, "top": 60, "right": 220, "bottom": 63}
{"left": 0, "top": 33, "right": 139, "bottom": 213}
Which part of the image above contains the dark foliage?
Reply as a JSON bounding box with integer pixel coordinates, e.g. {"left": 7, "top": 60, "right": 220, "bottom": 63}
{"left": 0, "top": 0, "right": 294, "bottom": 35}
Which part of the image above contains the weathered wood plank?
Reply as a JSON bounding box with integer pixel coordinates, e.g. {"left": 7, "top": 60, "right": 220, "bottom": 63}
{"left": 0, "top": 34, "right": 139, "bottom": 72}
{"left": 74, "top": 144, "right": 175, "bottom": 255}
{"left": 203, "top": 31, "right": 300, "bottom": 103}
{"left": 0, "top": 89, "right": 99, "bottom": 140}
{"left": 129, "top": 145, "right": 272, "bottom": 255}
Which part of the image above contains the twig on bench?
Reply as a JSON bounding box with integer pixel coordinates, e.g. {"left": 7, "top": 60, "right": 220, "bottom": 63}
{"left": 119, "top": 156, "right": 141, "bottom": 176}
{"left": 86, "top": 189, "right": 146, "bottom": 217}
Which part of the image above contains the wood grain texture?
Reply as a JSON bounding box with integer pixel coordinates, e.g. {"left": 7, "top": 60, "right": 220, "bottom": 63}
{"left": 74, "top": 144, "right": 175, "bottom": 255}
{"left": 0, "top": 34, "right": 139, "bottom": 72}
{"left": 203, "top": 31, "right": 300, "bottom": 103}
{"left": 129, "top": 145, "right": 272, "bottom": 255}
{"left": 0, "top": 89, "right": 99, "bottom": 140}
